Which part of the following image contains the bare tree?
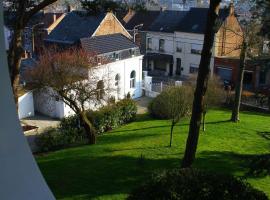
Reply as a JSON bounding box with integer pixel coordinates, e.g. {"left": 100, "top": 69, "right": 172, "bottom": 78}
{"left": 228, "top": 21, "right": 264, "bottom": 122}
{"left": 4, "top": 0, "right": 58, "bottom": 110}
{"left": 181, "top": 0, "right": 222, "bottom": 168}
{"left": 188, "top": 75, "right": 226, "bottom": 131}
{"left": 150, "top": 86, "right": 192, "bottom": 147}
{"left": 25, "top": 48, "right": 112, "bottom": 144}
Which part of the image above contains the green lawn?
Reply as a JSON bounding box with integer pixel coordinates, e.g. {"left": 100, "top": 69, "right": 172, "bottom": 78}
{"left": 37, "top": 109, "right": 270, "bottom": 200}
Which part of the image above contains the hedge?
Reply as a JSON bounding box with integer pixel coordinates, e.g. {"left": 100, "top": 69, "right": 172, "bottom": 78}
{"left": 128, "top": 168, "right": 268, "bottom": 200}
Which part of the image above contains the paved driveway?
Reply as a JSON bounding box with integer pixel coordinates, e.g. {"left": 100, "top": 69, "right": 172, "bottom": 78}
{"left": 21, "top": 114, "right": 60, "bottom": 152}
{"left": 135, "top": 96, "right": 153, "bottom": 114}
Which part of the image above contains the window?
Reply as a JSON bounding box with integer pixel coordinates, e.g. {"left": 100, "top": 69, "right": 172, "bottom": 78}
{"left": 129, "top": 49, "right": 135, "bottom": 56}
{"left": 115, "top": 74, "right": 120, "bottom": 86}
{"left": 176, "top": 42, "right": 183, "bottom": 52}
{"left": 147, "top": 38, "right": 152, "bottom": 50}
{"left": 113, "top": 52, "right": 119, "bottom": 60}
{"left": 190, "top": 64, "right": 199, "bottom": 74}
{"left": 159, "top": 39, "right": 165, "bottom": 52}
{"left": 130, "top": 70, "right": 136, "bottom": 88}
{"left": 191, "top": 44, "right": 202, "bottom": 54}
{"left": 96, "top": 80, "right": 105, "bottom": 100}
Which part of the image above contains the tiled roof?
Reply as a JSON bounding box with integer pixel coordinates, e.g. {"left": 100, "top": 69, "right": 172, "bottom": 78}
{"left": 45, "top": 11, "right": 105, "bottom": 44}
{"left": 124, "top": 8, "right": 230, "bottom": 34}
{"left": 124, "top": 11, "right": 160, "bottom": 31}
{"left": 176, "top": 7, "right": 229, "bottom": 34}
{"left": 149, "top": 10, "right": 188, "bottom": 33}
{"left": 80, "top": 33, "right": 138, "bottom": 54}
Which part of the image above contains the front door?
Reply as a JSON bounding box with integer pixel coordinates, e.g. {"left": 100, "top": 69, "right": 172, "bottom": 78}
{"left": 176, "top": 58, "right": 181, "bottom": 75}
{"left": 169, "top": 63, "right": 173, "bottom": 76}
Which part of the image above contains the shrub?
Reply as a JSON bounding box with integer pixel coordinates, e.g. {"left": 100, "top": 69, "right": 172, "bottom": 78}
{"left": 116, "top": 98, "right": 137, "bottom": 123}
{"left": 88, "top": 98, "right": 137, "bottom": 134}
{"left": 148, "top": 87, "right": 192, "bottom": 119}
{"left": 128, "top": 168, "right": 268, "bottom": 200}
{"left": 36, "top": 118, "right": 87, "bottom": 152}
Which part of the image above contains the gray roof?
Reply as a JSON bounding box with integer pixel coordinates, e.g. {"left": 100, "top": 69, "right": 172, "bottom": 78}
{"left": 45, "top": 11, "right": 105, "bottom": 44}
{"left": 80, "top": 34, "right": 138, "bottom": 54}
{"left": 149, "top": 11, "right": 188, "bottom": 33}
{"left": 125, "top": 8, "right": 230, "bottom": 34}
{"left": 177, "top": 8, "right": 229, "bottom": 34}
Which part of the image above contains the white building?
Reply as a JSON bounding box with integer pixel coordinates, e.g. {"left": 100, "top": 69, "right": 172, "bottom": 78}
{"left": 34, "top": 34, "right": 143, "bottom": 118}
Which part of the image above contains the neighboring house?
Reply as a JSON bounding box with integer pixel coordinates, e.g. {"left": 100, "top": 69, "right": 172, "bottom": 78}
{"left": 35, "top": 34, "right": 143, "bottom": 118}
{"left": 124, "top": 4, "right": 262, "bottom": 91}
{"left": 124, "top": 6, "right": 237, "bottom": 78}
{"left": 44, "top": 11, "right": 132, "bottom": 46}
{"left": 4, "top": 25, "right": 11, "bottom": 50}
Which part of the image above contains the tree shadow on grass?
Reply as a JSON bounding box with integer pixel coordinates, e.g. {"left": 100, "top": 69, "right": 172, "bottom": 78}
{"left": 196, "top": 150, "right": 270, "bottom": 179}
{"left": 257, "top": 131, "right": 270, "bottom": 141}
{"left": 38, "top": 155, "right": 180, "bottom": 200}
{"left": 38, "top": 150, "right": 269, "bottom": 200}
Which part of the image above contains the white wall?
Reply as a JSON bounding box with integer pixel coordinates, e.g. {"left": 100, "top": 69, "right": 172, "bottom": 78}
{"left": 34, "top": 89, "right": 61, "bottom": 118}
{"left": 18, "top": 91, "right": 35, "bottom": 119}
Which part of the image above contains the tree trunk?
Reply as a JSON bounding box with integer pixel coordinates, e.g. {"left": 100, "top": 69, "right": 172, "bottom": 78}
{"left": 202, "top": 111, "right": 206, "bottom": 132}
{"left": 169, "top": 122, "right": 175, "bottom": 147}
{"left": 181, "top": 0, "right": 221, "bottom": 168}
{"left": 231, "top": 41, "right": 247, "bottom": 122}
{"left": 8, "top": 27, "right": 25, "bottom": 111}
{"left": 79, "top": 112, "right": 96, "bottom": 144}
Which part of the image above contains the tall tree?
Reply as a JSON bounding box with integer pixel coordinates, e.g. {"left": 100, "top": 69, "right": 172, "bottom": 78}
{"left": 5, "top": 0, "right": 58, "bottom": 110}
{"left": 231, "top": 18, "right": 264, "bottom": 121}
{"left": 181, "top": 0, "right": 222, "bottom": 168}
{"left": 25, "top": 48, "right": 112, "bottom": 144}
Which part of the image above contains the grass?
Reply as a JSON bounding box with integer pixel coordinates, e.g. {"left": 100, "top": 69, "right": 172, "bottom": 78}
{"left": 37, "top": 109, "right": 270, "bottom": 200}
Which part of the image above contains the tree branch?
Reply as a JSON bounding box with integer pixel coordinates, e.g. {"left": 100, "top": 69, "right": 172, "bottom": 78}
{"left": 24, "top": 0, "right": 58, "bottom": 24}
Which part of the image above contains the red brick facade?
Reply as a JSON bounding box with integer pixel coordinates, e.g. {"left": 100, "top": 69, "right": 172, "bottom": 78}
{"left": 214, "top": 57, "right": 260, "bottom": 90}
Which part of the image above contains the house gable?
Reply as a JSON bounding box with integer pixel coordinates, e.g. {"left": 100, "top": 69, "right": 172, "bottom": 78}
{"left": 93, "top": 12, "right": 131, "bottom": 39}
{"left": 215, "top": 6, "right": 243, "bottom": 57}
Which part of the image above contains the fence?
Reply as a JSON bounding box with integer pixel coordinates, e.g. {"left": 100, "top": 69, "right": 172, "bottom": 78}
{"left": 142, "top": 71, "right": 183, "bottom": 97}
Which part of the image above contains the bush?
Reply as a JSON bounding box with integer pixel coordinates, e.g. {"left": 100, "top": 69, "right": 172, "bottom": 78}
{"left": 128, "top": 168, "right": 268, "bottom": 200}
{"left": 36, "top": 127, "right": 86, "bottom": 152}
{"left": 148, "top": 86, "right": 192, "bottom": 119}
{"left": 36, "top": 99, "right": 137, "bottom": 152}
{"left": 36, "top": 116, "right": 87, "bottom": 152}
{"left": 88, "top": 98, "right": 137, "bottom": 134}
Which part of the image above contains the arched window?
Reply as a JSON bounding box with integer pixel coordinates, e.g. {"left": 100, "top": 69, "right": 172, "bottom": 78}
{"left": 130, "top": 70, "right": 136, "bottom": 88}
{"left": 115, "top": 74, "right": 120, "bottom": 86}
{"left": 96, "top": 80, "right": 105, "bottom": 100}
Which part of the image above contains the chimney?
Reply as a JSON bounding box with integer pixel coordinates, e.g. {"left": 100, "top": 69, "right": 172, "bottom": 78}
{"left": 53, "top": 13, "right": 57, "bottom": 22}
{"left": 67, "top": 5, "right": 72, "bottom": 12}
{"left": 229, "top": 1, "right": 235, "bottom": 15}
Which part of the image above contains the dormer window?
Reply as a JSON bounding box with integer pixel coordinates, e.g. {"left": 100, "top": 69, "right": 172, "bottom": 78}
{"left": 129, "top": 49, "right": 135, "bottom": 56}
{"left": 113, "top": 52, "right": 119, "bottom": 60}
